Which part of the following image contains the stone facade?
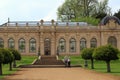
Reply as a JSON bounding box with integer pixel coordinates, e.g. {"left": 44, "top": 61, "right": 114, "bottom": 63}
{"left": 0, "top": 16, "right": 120, "bottom": 55}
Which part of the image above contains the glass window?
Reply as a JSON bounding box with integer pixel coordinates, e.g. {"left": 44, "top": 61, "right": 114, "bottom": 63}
{"left": 8, "top": 38, "right": 15, "bottom": 48}
{"left": 80, "top": 38, "right": 86, "bottom": 50}
{"left": 30, "top": 38, "right": 36, "bottom": 53}
{"left": 0, "top": 38, "right": 4, "bottom": 48}
{"left": 108, "top": 36, "right": 117, "bottom": 47}
{"left": 70, "top": 38, "right": 76, "bottom": 52}
{"left": 59, "top": 38, "right": 66, "bottom": 52}
{"left": 90, "top": 38, "right": 97, "bottom": 48}
{"left": 19, "top": 38, "right": 25, "bottom": 53}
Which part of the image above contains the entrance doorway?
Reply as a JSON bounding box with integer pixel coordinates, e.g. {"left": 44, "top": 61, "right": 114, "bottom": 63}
{"left": 44, "top": 38, "right": 51, "bottom": 55}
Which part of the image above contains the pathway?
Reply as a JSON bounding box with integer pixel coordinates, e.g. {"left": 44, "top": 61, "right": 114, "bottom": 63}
{"left": 4, "top": 68, "right": 120, "bottom": 80}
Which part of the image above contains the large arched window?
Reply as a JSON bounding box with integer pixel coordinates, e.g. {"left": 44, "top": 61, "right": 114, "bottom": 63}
{"left": 0, "top": 38, "right": 4, "bottom": 48}
{"left": 8, "top": 38, "right": 15, "bottom": 48}
{"left": 29, "top": 38, "right": 36, "bottom": 53}
{"left": 19, "top": 38, "right": 25, "bottom": 52}
{"left": 59, "top": 38, "right": 66, "bottom": 52}
{"left": 80, "top": 38, "right": 86, "bottom": 50}
{"left": 108, "top": 36, "right": 117, "bottom": 47}
{"left": 70, "top": 38, "right": 76, "bottom": 52}
{"left": 90, "top": 38, "right": 97, "bottom": 48}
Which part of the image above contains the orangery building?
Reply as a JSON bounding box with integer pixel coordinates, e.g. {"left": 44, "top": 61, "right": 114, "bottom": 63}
{"left": 0, "top": 16, "right": 120, "bottom": 55}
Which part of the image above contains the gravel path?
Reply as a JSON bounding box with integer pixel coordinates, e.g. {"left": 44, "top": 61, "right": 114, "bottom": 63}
{"left": 4, "top": 68, "right": 120, "bottom": 80}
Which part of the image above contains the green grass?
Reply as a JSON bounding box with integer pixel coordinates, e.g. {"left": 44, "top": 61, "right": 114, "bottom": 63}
{"left": 59, "top": 55, "right": 120, "bottom": 76}
{"left": 0, "top": 55, "right": 37, "bottom": 79}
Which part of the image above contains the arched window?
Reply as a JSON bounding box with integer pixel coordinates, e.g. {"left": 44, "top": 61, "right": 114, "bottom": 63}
{"left": 19, "top": 38, "right": 25, "bottom": 52}
{"left": 0, "top": 38, "right": 4, "bottom": 48}
{"left": 8, "top": 38, "right": 15, "bottom": 48}
{"left": 59, "top": 38, "right": 66, "bottom": 52}
{"left": 90, "top": 38, "right": 97, "bottom": 48}
{"left": 80, "top": 38, "right": 86, "bottom": 50}
{"left": 70, "top": 38, "right": 76, "bottom": 52}
{"left": 108, "top": 36, "right": 117, "bottom": 47}
{"left": 29, "top": 38, "right": 36, "bottom": 53}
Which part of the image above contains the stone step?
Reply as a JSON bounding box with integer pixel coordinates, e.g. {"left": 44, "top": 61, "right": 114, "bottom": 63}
{"left": 33, "top": 59, "right": 64, "bottom": 65}
{"left": 33, "top": 56, "right": 65, "bottom": 65}
{"left": 19, "top": 65, "right": 66, "bottom": 68}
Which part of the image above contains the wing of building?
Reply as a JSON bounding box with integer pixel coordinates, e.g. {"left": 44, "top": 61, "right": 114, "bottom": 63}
{"left": 0, "top": 16, "right": 120, "bottom": 55}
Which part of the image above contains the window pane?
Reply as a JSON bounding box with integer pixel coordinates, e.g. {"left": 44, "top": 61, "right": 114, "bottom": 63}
{"left": 8, "top": 38, "right": 15, "bottom": 48}
{"left": 19, "top": 38, "right": 25, "bottom": 53}
{"left": 30, "top": 38, "right": 36, "bottom": 53}
{"left": 108, "top": 36, "right": 117, "bottom": 47}
{"left": 70, "top": 38, "right": 76, "bottom": 52}
{"left": 0, "top": 38, "right": 4, "bottom": 48}
{"left": 90, "top": 38, "right": 97, "bottom": 48}
{"left": 80, "top": 38, "right": 86, "bottom": 50}
{"left": 59, "top": 38, "right": 66, "bottom": 52}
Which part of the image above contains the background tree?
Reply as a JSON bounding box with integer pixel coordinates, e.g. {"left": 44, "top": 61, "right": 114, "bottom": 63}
{"left": 81, "top": 48, "right": 95, "bottom": 69}
{"left": 93, "top": 45, "right": 119, "bottom": 72}
{"left": 92, "top": 0, "right": 111, "bottom": 20}
{"left": 114, "top": 9, "right": 120, "bottom": 19}
{"left": 2, "top": 49, "right": 14, "bottom": 71}
{"left": 0, "top": 49, "right": 4, "bottom": 75}
{"left": 57, "top": 0, "right": 110, "bottom": 23}
{"left": 9, "top": 49, "right": 21, "bottom": 68}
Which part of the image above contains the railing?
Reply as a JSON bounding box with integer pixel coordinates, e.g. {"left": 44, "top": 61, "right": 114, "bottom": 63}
{"left": 0, "top": 20, "right": 88, "bottom": 27}
{"left": 0, "top": 20, "right": 99, "bottom": 30}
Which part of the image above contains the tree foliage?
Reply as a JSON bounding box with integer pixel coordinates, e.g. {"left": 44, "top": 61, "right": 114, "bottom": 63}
{"left": 2, "top": 49, "right": 14, "bottom": 64}
{"left": 81, "top": 48, "right": 95, "bottom": 69}
{"left": 93, "top": 45, "right": 119, "bottom": 72}
{"left": 9, "top": 48, "right": 21, "bottom": 68}
{"left": 9, "top": 49, "right": 21, "bottom": 60}
{"left": 114, "top": 9, "right": 120, "bottom": 19}
{"left": 57, "top": 0, "right": 110, "bottom": 22}
{"left": 0, "top": 49, "right": 4, "bottom": 75}
{"left": 2, "top": 48, "right": 14, "bottom": 71}
{"left": 0, "top": 49, "right": 4, "bottom": 63}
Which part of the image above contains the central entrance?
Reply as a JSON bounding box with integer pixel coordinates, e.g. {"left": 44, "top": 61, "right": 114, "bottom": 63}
{"left": 44, "top": 38, "right": 51, "bottom": 55}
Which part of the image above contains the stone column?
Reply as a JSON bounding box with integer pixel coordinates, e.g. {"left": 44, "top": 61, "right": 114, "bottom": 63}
{"left": 4, "top": 37, "right": 8, "bottom": 48}
{"left": 76, "top": 38, "right": 80, "bottom": 54}
{"left": 25, "top": 38, "right": 29, "bottom": 54}
{"left": 117, "top": 35, "right": 120, "bottom": 50}
{"left": 15, "top": 37, "right": 18, "bottom": 51}
{"left": 51, "top": 39, "right": 55, "bottom": 55}
{"left": 40, "top": 37, "right": 44, "bottom": 55}
{"left": 66, "top": 36, "right": 69, "bottom": 54}
{"left": 87, "top": 38, "right": 90, "bottom": 48}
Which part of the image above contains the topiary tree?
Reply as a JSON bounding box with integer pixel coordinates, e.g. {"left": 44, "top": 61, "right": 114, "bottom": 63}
{"left": 2, "top": 48, "right": 14, "bottom": 71}
{"left": 81, "top": 48, "right": 95, "bottom": 69}
{"left": 9, "top": 48, "right": 21, "bottom": 68}
{"left": 0, "top": 48, "right": 4, "bottom": 75}
{"left": 93, "top": 45, "right": 119, "bottom": 72}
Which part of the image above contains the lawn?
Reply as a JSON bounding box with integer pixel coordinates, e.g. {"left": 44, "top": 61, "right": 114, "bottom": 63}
{"left": 59, "top": 55, "right": 120, "bottom": 76}
{"left": 0, "top": 55, "right": 37, "bottom": 79}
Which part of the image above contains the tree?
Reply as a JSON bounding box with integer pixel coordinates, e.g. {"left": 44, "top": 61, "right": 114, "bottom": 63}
{"left": 0, "top": 49, "right": 4, "bottom": 75}
{"left": 114, "top": 9, "right": 120, "bottom": 19}
{"left": 2, "top": 49, "right": 14, "bottom": 71}
{"left": 93, "top": 45, "right": 119, "bottom": 72}
{"left": 92, "top": 0, "right": 111, "bottom": 20}
{"left": 57, "top": 0, "right": 110, "bottom": 22}
{"left": 9, "top": 49, "right": 21, "bottom": 68}
{"left": 81, "top": 48, "right": 95, "bottom": 69}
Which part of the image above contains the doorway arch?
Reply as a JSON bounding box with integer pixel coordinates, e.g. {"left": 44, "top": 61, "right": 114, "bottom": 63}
{"left": 44, "top": 38, "right": 51, "bottom": 55}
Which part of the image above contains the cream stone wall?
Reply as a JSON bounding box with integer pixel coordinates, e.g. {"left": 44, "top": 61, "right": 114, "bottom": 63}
{"left": 0, "top": 19, "right": 120, "bottom": 55}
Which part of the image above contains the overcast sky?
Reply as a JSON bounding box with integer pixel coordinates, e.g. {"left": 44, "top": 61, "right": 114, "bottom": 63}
{"left": 0, "top": 0, "right": 120, "bottom": 24}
